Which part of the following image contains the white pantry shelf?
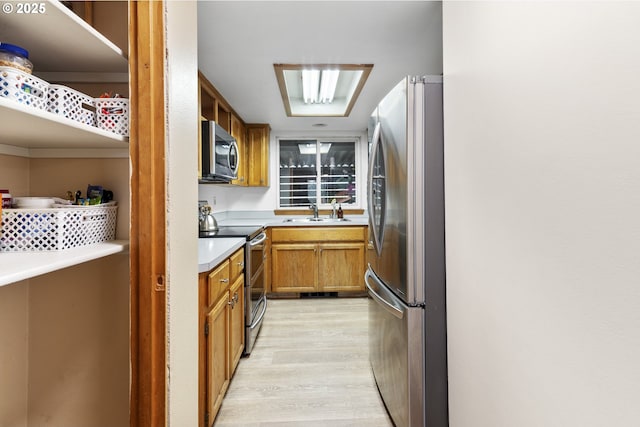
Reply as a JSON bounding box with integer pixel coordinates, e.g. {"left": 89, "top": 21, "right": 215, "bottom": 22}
{"left": 0, "top": 97, "right": 128, "bottom": 148}
{"left": 0, "top": 240, "right": 129, "bottom": 287}
{"left": 0, "top": 1, "right": 131, "bottom": 288}
{"left": 0, "top": 0, "right": 127, "bottom": 73}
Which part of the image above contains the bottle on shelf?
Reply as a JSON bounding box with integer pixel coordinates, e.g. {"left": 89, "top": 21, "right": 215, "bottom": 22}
{"left": 337, "top": 204, "right": 344, "bottom": 219}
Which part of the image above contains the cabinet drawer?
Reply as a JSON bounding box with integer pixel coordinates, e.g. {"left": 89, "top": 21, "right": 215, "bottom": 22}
{"left": 208, "top": 259, "right": 230, "bottom": 306}
{"left": 230, "top": 247, "right": 244, "bottom": 282}
{"left": 271, "top": 226, "right": 365, "bottom": 243}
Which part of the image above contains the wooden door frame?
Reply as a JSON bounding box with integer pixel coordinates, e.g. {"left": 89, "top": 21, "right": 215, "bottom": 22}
{"left": 129, "top": 1, "right": 167, "bottom": 425}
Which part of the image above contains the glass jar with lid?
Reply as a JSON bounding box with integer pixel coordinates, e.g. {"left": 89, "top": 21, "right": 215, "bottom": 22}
{"left": 0, "top": 42, "right": 33, "bottom": 74}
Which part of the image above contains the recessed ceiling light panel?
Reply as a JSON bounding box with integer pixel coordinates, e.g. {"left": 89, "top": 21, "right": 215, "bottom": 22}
{"left": 274, "top": 64, "right": 373, "bottom": 117}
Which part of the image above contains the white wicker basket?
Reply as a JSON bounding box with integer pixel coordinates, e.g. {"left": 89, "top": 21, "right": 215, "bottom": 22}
{"left": 0, "top": 202, "right": 117, "bottom": 251}
{"left": 47, "top": 84, "right": 96, "bottom": 126}
{"left": 95, "top": 98, "right": 129, "bottom": 136}
{"left": 0, "top": 66, "right": 49, "bottom": 110}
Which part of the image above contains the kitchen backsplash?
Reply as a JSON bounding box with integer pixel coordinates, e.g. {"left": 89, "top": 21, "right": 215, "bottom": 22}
{"left": 198, "top": 183, "right": 275, "bottom": 212}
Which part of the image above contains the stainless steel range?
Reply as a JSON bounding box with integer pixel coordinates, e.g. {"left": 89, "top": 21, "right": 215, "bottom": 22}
{"left": 200, "top": 225, "right": 267, "bottom": 355}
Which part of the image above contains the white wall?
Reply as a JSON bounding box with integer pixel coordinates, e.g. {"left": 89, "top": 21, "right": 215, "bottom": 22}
{"left": 0, "top": 281, "right": 28, "bottom": 427}
{"left": 198, "top": 129, "right": 369, "bottom": 213}
{"left": 166, "top": 1, "right": 199, "bottom": 425}
{"left": 443, "top": 2, "right": 640, "bottom": 426}
{"left": 27, "top": 257, "right": 129, "bottom": 427}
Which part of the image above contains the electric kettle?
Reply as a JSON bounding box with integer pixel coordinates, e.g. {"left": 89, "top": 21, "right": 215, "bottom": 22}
{"left": 199, "top": 204, "right": 219, "bottom": 232}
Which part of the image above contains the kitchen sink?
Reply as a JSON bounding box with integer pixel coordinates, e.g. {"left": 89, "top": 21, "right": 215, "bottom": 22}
{"left": 282, "top": 217, "right": 351, "bottom": 223}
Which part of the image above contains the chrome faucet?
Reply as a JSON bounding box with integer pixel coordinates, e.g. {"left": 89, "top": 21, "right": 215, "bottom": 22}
{"left": 309, "top": 203, "right": 319, "bottom": 218}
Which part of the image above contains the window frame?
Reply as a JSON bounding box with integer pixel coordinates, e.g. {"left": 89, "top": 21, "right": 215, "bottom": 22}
{"left": 276, "top": 136, "right": 363, "bottom": 210}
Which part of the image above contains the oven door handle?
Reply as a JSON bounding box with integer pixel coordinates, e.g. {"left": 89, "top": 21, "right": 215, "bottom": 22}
{"left": 250, "top": 232, "right": 267, "bottom": 246}
{"left": 249, "top": 296, "right": 267, "bottom": 328}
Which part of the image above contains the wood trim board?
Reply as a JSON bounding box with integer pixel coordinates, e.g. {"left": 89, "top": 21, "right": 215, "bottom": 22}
{"left": 129, "top": 1, "right": 167, "bottom": 425}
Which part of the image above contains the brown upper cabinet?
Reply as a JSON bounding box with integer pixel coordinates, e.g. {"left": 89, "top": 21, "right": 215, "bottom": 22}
{"left": 198, "top": 72, "right": 269, "bottom": 187}
{"left": 199, "top": 72, "right": 231, "bottom": 132}
{"left": 247, "top": 124, "right": 270, "bottom": 187}
{"left": 230, "top": 113, "right": 247, "bottom": 186}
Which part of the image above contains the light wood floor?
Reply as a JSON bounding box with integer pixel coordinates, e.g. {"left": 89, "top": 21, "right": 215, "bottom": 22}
{"left": 213, "top": 297, "right": 393, "bottom": 426}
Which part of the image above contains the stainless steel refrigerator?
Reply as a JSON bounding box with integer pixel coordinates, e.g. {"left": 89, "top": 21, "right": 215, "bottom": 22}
{"left": 366, "top": 76, "right": 448, "bottom": 427}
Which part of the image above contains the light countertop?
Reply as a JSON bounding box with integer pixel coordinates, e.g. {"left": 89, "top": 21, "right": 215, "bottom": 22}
{"left": 198, "top": 211, "right": 369, "bottom": 273}
{"left": 198, "top": 237, "right": 245, "bottom": 273}
{"left": 217, "top": 216, "right": 369, "bottom": 228}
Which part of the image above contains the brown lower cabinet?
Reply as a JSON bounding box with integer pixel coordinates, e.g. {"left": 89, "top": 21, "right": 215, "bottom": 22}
{"left": 199, "top": 247, "right": 245, "bottom": 426}
{"left": 270, "top": 226, "right": 367, "bottom": 293}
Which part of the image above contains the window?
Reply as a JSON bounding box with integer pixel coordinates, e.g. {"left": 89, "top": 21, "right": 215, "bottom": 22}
{"left": 278, "top": 138, "right": 359, "bottom": 208}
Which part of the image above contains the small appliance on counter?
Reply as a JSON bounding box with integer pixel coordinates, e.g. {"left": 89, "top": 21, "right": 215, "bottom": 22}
{"left": 199, "top": 204, "right": 219, "bottom": 234}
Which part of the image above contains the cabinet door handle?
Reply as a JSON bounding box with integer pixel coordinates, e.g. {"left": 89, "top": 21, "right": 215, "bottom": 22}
{"left": 228, "top": 292, "right": 239, "bottom": 307}
{"left": 220, "top": 278, "right": 229, "bottom": 283}
{"left": 237, "top": 262, "right": 244, "bottom": 268}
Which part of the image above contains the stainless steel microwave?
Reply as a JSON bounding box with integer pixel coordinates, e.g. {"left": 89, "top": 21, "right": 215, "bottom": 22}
{"left": 201, "top": 121, "right": 239, "bottom": 182}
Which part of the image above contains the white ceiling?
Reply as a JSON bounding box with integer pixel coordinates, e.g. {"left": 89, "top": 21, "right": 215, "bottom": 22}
{"left": 197, "top": 1, "right": 442, "bottom": 133}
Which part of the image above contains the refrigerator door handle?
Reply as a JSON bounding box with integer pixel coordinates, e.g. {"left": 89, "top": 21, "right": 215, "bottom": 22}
{"left": 365, "top": 268, "right": 404, "bottom": 319}
{"left": 367, "top": 121, "right": 386, "bottom": 256}
{"left": 367, "top": 122, "right": 381, "bottom": 212}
